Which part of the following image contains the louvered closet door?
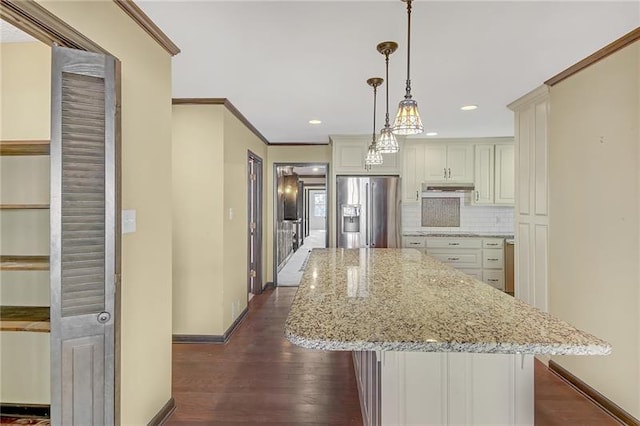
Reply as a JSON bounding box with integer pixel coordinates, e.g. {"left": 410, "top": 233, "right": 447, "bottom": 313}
{"left": 50, "top": 46, "right": 117, "bottom": 426}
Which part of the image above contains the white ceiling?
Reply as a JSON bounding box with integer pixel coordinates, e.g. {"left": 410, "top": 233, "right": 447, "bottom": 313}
{"left": 0, "top": 20, "right": 36, "bottom": 43}
{"left": 138, "top": 1, "right": 638, "bottom": 144}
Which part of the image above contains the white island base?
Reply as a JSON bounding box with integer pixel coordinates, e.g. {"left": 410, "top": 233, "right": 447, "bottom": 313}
{"left": 353, "top": 351, "right": 534, "bottom": 426}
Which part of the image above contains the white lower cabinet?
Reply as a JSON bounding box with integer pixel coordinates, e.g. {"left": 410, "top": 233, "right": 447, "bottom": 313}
{"left": 403, "top": 236, "right": 426, "bottom": 248}
{"left": 404, "top": 236, "right": 506, "bottom": 290}
{"left": 354, "top": 351, "right": 534, "bottom": 426}
{"left": 353, "top": 351, "right": 381, "bottom": 426}
{"left": 427, "top": 250, "right": 482, "bottom": 269}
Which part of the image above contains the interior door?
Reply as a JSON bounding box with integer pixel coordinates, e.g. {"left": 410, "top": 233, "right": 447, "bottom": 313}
{"left": 308, "top": 189, "right": 326, "bottom": 231}
{"left": 247, "top": 152, "right": 263, "bottom": 294}
{"left": 50, "top": 45, "right": 117, "bottom": 426}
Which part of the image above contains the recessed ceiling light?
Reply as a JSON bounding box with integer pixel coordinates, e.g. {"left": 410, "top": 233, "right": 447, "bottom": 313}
{"left": 312, "top": 167, "right": 319, "bottom": 172}
{"left": 309, "top": 119, "right": 322, "bottom": 125}
{"left": 426, "top": 132, "right": 438, "bottom": 136}
{"left": 461, "top": 105, "right": 478, "bottom": 111}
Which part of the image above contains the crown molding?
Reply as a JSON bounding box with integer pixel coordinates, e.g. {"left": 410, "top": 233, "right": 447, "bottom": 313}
{"left": 173, "top": 98, "right": 269, "bottom": 145}
{"left": 545, "top": 27, "right": 640, "bottom": 87}
{"left": 0, "top": 0, "right": 108, "bottom": 54}
{"left": 113, "top": 0, "right": 180, "bottom": 56}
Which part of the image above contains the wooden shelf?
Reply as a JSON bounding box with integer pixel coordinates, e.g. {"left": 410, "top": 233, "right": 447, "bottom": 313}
{"left": 0, "top": 204, "right": 49, "bottom": 210}
{"left": 0, "top": 140, "right": 50, "bottom": 156}
{"left": 0, "top": 256, "right": 49, "bottom": 271}
{"left": 0, "top": 306, "right": 50, "bottom": 332}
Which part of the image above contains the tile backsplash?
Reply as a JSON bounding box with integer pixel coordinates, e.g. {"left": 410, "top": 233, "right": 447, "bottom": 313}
{"left": 403, "top": 192, "right": 514, "bottom": 234}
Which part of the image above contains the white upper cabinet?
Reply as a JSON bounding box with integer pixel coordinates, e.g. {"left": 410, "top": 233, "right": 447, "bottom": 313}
{"left": 400, "top": 138, "right": 513, "bottom": 204}
{"left": 494, "top": 144, "right": 515, "bottom": 205}
{"left": 424, "top": 144, "right": 473, "bottom": 183}
{"left": 402, "top": 140, "right": 473, "bottom": 203}
{"left": 472, "top": 140, "right": 515, "bottom": 206}
{"left": 474, "top": 144, "right": 495, "bottom": 205}
{"left": 331, "top": 135, "right": 401, "bottom": 175}
{"left": 446, "top": 145, "right": 474, "bottom": 182}
{"left": 424, "top": 144, "right": 448, "bottom": 181}
{"left": 402, "top": 141, "right": 424, "bottom": 202}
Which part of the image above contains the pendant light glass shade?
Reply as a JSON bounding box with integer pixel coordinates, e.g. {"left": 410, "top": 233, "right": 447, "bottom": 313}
{"left": 393, "top": 98, "right": 423, "bottom": 135}
{"left": 365, "top": 140, "right": 384, "bottom": 165}
{"left": 377, "top": 126, "right": 399, "bottom": 153}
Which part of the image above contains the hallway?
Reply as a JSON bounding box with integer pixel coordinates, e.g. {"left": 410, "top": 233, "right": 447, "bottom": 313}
{"left": 277, "top": 229, "right": 326, "bottom": 286}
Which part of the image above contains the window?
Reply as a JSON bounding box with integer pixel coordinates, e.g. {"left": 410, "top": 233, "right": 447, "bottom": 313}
{"left": 313, "top": 193, "right": 326, "bottom": 217}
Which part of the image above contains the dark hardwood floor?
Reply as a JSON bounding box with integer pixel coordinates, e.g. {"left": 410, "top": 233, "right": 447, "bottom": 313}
{"left": 169, "top": 287, "right": 622, "bottom": 425}
{"left": 169, "top": 287, "right": 362, "bottom": 425}
{"left": 535, "top": 361, "right": 622, "bottom": 425}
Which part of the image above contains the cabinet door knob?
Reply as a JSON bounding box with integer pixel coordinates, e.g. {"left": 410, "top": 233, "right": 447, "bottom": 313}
{"left": 443, "top": 168, "right": 447, "bottom": 178}
{"left": 448, "top": 168, "right": 451, "bottom": 178}
{"left": 447, "top": 257, "right": 460, "bottom": 261}
{"left": 448, "top": 242, "right": 460, "bottom": 246}
{"left": 416, "top": 190, "right": 419, "bottom": 200}
{"left": 475, "top": 191, "right": 479, "bottom": 202}
{"left": 488, "top": 258, "right": 499, "bottom": 261}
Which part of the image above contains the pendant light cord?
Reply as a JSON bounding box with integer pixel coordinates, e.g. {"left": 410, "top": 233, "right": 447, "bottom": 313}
{"left": 372, "top": 84, "right": 378, "bottom": 143}
{"left": 405, "top": 0, "right": 412, "bottom": 99}
{"left": 385, "top": 51, "right": 391, "bottom": 127}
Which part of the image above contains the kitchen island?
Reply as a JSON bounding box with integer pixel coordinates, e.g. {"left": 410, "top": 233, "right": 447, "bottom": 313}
{"left": 284, "top": 248, "right": 610, "bottom": 425}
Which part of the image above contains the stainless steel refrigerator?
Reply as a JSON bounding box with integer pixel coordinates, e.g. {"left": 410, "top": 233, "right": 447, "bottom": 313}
{"left": 336, "top": 176, "right": 401, "bottom": 248}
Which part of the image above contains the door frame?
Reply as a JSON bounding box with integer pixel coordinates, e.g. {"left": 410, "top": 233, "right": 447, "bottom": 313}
{"left": 272, "top": 162, "right": 329, "bottom": 287}
{"left": 247, "top": 150, "right": 264, "bottom": 295}
{"left": 0, "top": 2, "right": 122, "bottom": 422}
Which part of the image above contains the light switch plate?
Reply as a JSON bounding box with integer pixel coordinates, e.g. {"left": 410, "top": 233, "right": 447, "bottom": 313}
{"left": 122, "top": 209, "right": 136, "bottom": 234}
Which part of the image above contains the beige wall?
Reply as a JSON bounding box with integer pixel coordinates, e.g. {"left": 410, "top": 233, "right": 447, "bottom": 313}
{"left": 172, "top": 104, "right": 267, "bottom": 335}
{"left": 0, "top": 42, "right": 51, "bottom": 404}
{"left": 266, "top": 145, "right": 331, "bottom": 282}
{"left": 548, "top": 41, "right": 640, "bottom": 417}
{"left": 172, "top": 105, "right": 225, "bottom": 334}
{"left": 222, "top": 109, "right": 267, "bottom": 329}
{"left": 36, "top": 1, "right": 174, "bottom": 423}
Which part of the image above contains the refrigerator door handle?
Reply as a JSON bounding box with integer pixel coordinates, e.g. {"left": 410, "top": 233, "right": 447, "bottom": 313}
{"left": 369, "top": 183, "right": 374, "bottom": 247}
{"left": 365, "top": 182, "right": 369, "bottom": 246}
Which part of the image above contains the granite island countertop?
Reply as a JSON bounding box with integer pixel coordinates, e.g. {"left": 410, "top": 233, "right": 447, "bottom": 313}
{"left": 284, "top": 248, "right": 610, "bottom": 355}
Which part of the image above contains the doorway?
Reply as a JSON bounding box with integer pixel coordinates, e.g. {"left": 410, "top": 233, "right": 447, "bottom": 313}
{"left": 0, "top": 15, "right": 120, "bottom": 425}
{"left": 273, "top": 163, "right": 328, "bottom": 287}
{"left": 247, "top": 151, "right": 263, "bottom": 297}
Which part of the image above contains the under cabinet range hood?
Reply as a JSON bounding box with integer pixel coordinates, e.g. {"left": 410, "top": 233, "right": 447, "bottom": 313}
{"left": 421, "top": 182, "right": 475, "bottom": 192}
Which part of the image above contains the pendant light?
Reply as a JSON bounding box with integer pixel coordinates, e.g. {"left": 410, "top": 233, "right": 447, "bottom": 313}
{"left": 364, "top": 77, "right": 384, "bottom": 168}
{"left": 376, "top": 41, "right": 399, "bottom": 153}
{"left": 392, "top": 0, "right": 424, "bottom": 135}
